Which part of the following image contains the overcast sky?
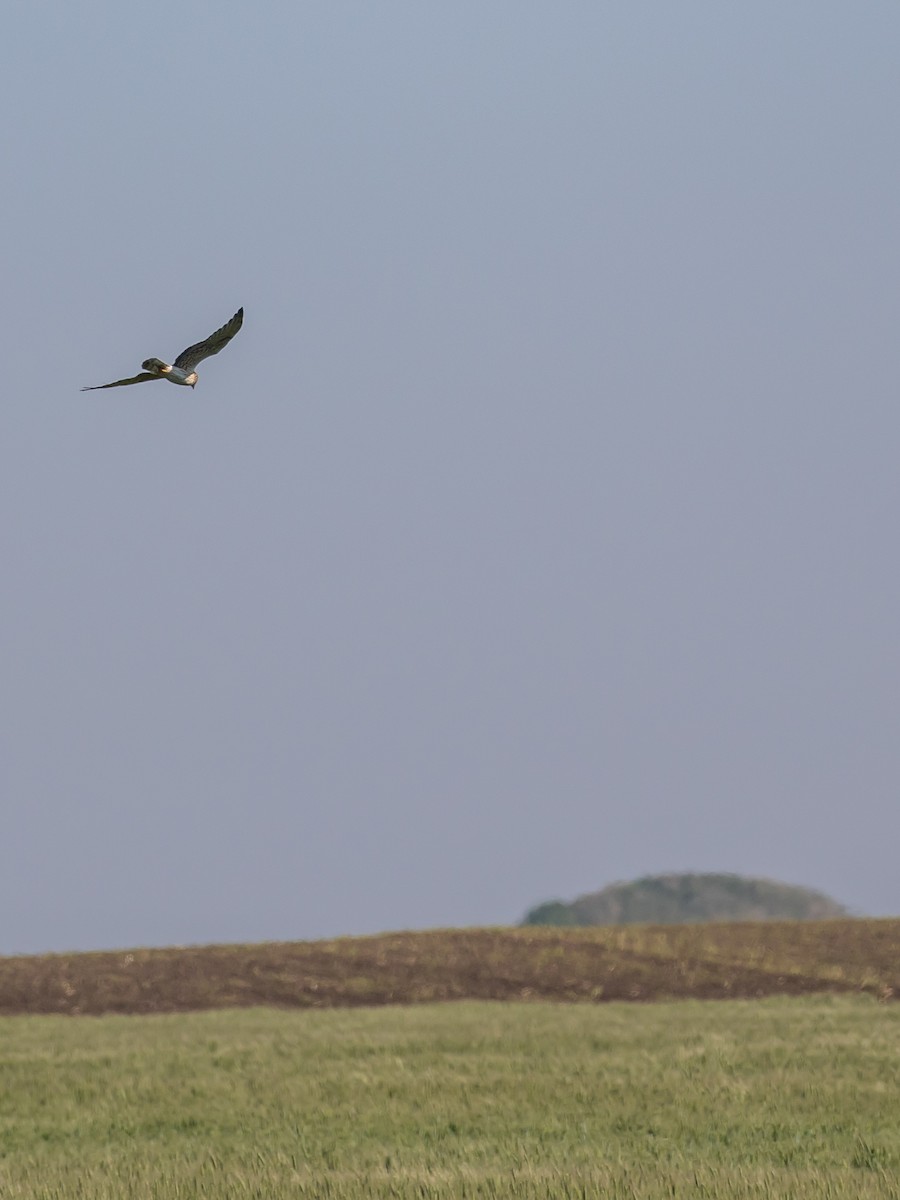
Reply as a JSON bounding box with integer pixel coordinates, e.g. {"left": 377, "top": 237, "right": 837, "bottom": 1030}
{"left": 2, "top": 4, "right": 899, "bottom": 954}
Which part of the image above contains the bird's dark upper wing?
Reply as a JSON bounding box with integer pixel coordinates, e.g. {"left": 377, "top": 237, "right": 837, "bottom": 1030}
{"left": 80, "top": 372, "right": 161, "bottom": 391}
{"left": 174, "top": 307, "right": 244, "bottom": 372}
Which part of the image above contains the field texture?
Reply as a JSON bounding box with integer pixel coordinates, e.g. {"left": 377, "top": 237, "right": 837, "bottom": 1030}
{"left": 0, "top": 997, "right": 898, "bottom": 1199}
{"left": 1, "top": 919, "right": 897, "bottom": 1016}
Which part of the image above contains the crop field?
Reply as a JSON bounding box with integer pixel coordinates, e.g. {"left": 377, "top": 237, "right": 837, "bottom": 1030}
{"left": 1, "top": 996, "right": 898, "bottom": 1199}
{"left": 1, "top": 919, "right": 898, "bottom": 1015}
{"left": 1, "top": 921, "right": 897, "bottom": 1197}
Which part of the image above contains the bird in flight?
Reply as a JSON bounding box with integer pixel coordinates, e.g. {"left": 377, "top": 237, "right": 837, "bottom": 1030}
{"left": 81, "top": 307, "right": 243, "bottom": 391}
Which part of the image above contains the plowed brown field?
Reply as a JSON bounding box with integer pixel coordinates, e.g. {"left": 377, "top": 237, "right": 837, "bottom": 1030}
{"left": 1, "top": 919, "right": 896, "bottom": 1016}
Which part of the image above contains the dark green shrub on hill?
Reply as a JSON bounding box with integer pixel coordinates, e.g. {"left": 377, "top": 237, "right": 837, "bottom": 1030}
{"left": 522, "top": 873, "right": 849, "bottom": 927}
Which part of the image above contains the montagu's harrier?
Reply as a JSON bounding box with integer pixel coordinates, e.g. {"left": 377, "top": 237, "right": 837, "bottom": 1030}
{"left": 81, "top": 307, "right": 243, "bottom": 391}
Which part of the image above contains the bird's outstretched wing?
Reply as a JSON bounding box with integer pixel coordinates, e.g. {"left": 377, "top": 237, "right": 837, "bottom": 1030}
{"left": 174, "top": 307, "right": 244, "bottom": 372}
{"left": 80, "top": 372, "right": 161, "bottom": 392}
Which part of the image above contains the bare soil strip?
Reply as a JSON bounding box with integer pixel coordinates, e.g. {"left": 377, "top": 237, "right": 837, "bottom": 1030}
{"left": 1, "top": 920, "right": 896, "bottom": 1016}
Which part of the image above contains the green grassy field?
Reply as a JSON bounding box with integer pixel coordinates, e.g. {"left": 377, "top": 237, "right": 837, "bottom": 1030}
{"left": 1, "top": 995, "right": 897, "bottom": 1198}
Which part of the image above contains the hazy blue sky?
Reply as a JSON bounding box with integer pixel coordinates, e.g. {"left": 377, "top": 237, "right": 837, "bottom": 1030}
{"left": 2, "top": 4, "right": 900, "bottom": 954}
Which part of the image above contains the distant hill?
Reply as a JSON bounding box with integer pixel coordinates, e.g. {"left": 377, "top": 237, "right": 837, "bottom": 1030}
{"left": 522, "top": 873, "right": 850, "bottom": 927}
{"left": 0, "top": 919, "right": 896, "bottom": 1014}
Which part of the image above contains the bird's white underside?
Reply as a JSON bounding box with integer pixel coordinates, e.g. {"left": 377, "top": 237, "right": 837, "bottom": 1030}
{"left": 144, "top": 360, "right": 197, "bottom": 386}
